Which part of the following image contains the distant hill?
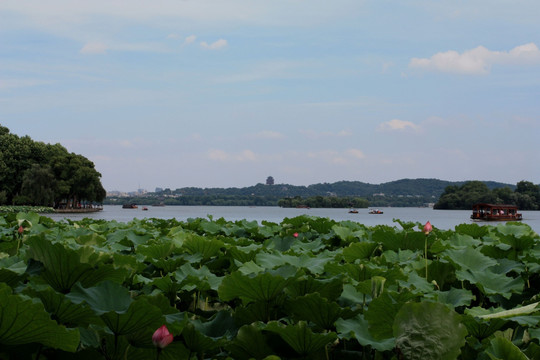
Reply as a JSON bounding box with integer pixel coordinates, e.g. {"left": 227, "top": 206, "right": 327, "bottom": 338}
{"left": 105, "top": 178, "right": 517, "bottom": 207}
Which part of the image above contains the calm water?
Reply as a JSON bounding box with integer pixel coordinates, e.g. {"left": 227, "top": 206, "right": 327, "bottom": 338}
{"left": 44, "top": 205, "right": 540, "bottom": 234}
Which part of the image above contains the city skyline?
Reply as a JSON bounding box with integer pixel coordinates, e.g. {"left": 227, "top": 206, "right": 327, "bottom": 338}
{"left": 2, "top": 1, "right": 540, "bottom": 191}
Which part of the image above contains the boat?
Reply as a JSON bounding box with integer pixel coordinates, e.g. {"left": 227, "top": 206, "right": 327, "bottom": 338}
{"left": 471, "top": 203, "right": 522, "bottom": 221}
{"left": 348, "top": 209, "right": 359, "bottom": 214}
{"left": 142, "top": 206, "right": 148, "bottom": 211}
{"left": 369, "top": 209, "right": 383, "bottom": 214}
{"left": 122, "top": 203, "right": 138, "bottom": 209}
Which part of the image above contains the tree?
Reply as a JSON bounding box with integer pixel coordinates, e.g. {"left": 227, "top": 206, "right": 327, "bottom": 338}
{"left": 19, "top": 164, "right": 56, "bottom": 206}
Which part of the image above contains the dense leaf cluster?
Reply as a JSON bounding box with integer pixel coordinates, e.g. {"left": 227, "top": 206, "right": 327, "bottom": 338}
{"left": 0, "top": 125, "right": 106, "bottom": 207}
{"left": 1, "top": 212, "right": 540, "bottom": 359}
{"left": 434, "top": 180, "right": 540, "bottom": 210}
{"left": 277, "top": 196, "right": 369, "bottom": 208}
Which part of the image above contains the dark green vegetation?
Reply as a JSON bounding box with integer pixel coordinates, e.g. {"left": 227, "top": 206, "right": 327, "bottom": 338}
{"left": 106, "top": 179, "right": 517, "bottom": 208}
{"left": 0, "top": 125, "right": 106, "bottom": 208}
{"left": 277, "top": 196, "right": 369, "bottom": 209}
{"left": 2, "top": 212, "right": 540, "bottom": 359}
{"left": 435, "top": 180, "right": 540, "bottom": 210}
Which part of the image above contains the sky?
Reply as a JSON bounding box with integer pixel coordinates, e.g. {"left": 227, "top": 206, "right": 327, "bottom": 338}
{"left": 1, "top": 1, "right": 540, "bottom": 192}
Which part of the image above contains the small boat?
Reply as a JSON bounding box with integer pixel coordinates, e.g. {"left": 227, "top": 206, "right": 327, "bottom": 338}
{"left": 369, "top": 209, "right": 383, "bottom": 214}
{"left": 142, "top": 206, "right": 149, "bottom": 211}
{"left": 471, "top": 203, "right": 522, "bottom": 221}
{"left": 122, "top": 203, "right": 138, "bottom": 209}
{"left": 348, "top": 209, "right": 359, "bottom": 214}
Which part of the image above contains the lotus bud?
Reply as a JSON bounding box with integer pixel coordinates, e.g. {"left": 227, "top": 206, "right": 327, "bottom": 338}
{"left": 152, "top": 325, "right": 173, "bottom": 348}
{"left": 423, "top": 221, "right": 433, "bottom": 235}
{"left": 293, "top": 232, "right": 299, "bottom": 238}
{"left": 18, "top": 226, "right": 24, "bottom": 235}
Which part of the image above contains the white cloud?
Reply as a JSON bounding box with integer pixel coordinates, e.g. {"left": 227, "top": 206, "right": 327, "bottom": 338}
{"left": 378, "top": 119, "right": 420, "bottom": 132}
{"left": 253, "top": 130, "right": 285, "bottom": 139}
{"left": 346, "top": 148, "right": 366, "bottom": 159}
{"left": 184, "top": 35, "right": 197, "bottom": 45}
{"left": 409, "top": 43, "right": 540, "bottom": 75}
{"left": 299, "top": 129, "right": 353, "bottom": 140}
{"left": 200, "top": 39, "right": 228, "bottom": 50}
{"left": 207, "top": 149, "right": 257, "bottom": 162}
{"left": 79, "top": 42, "right": 107, "bottom": 55}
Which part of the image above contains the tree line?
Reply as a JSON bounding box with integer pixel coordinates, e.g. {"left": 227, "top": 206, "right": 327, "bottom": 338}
{"left": 434, "top": 180, "right": 540, "bottom": 210}
{"left": 277, "top": 196, "right": 369, "bottom": 209}
{"left": 0, "top": 125, "right": 106, "bottom": 208}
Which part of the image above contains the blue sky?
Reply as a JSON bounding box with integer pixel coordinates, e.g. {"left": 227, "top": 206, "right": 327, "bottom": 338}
{"left": 1, "top": 1, "right": 539, "bottom": 191}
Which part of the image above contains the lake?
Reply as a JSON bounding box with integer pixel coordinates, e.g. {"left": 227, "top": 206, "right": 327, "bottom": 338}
{"left": 45, "top": 205, "right": 540, "bottom": 234}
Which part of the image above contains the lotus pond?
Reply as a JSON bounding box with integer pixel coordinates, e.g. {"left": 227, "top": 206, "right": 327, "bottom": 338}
{"left": 1, "top": 212, "right": 540, "bottom": 359}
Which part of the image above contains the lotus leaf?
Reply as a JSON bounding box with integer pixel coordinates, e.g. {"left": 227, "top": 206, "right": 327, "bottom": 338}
{"left": 393, "top": 301, "right": 467, "bottom": 360}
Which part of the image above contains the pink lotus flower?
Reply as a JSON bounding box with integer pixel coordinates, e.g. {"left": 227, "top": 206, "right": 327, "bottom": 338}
{"left": 293, "top": 232, "right": 299, "bottom": 238}
{"left": 18, "top": 226, "right": 24, "bottom": 235}
{"left": 152, "top": 325, "right": 173, "bottom": 348}
{"left": 423, "top": 221, "right": 433, "bottom": 235}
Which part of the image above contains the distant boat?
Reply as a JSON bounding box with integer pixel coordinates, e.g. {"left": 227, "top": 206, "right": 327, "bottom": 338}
{"left": 142, "top": 206, "right": 148, "bottom": 211}
{"left": 471, "top": 203, "right": 522, "bottom": 221}
{"left": 122, "top": 203, "right": 138, "bottom": 209}
{"left": 369, "top": 209, "right": 383, "bottom": 214}
{"left": 152, "top": 202, "right": 165, "bottom": 207}
{"left": 348, "top": 209, "right": 359, "bottom": 214}
{"left": 296, "top": 205, "right": 310, "bottom": 209}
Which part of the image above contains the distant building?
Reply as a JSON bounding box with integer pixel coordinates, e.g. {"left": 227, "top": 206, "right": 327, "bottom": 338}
{"left": 266, "top": 176, "right": 275, "bottom": 185}
{"left": 155, "top": 187, "right": 163, "bottom": 193}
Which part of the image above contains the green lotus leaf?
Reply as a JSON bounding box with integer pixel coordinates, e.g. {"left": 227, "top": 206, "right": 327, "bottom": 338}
{"left": 373, "top": 228, "right": 426, "bottom": 251}
{"left": 336, "top": 313, "right": 395, "bottom": 352}
{"left": 66, "top": 280, "right": 132, "bottom": 314}
{"left": 0, "top": 284, "right": 80, "bottom": 351}
{"left": 285, "top": 292, "right": 344, "bottom": 330}
{"left": 486, "top": 336, "right": 529, "bottom": 360}
{"left": 16, "top": 211, "right": 41, "bottom": 228}
{"left": 343, "top": 242, "right": 378, "bottom": 262}
{"left": 454, "top": 223, "right": 489, "bottom": 238}
{"left": 257, "top": 251, "right": 334, "bottom": 275}
{"left": 0, "top": 256, "right": 26, "bottom": 287}
{"left": 184, "top": 234, "right": 224, "bottom": 259}
{"left": 175, "top": 263, "right": 223, "bottom": 291}
{"left": 456, "top": 269, "right": 523, "bottom": 299}
{"left": 443, "top": 247, "right": 498, "bottom": 273}
{"left": 23, "top": 285, "right": 99, "bottom": 327}
{"left": 234, "top": 299, "right": 284, "bottom": 324}
{"left": 264, "top": 320, "right": 337, "bottom": 357}
{"left": 332, "top": 225, "right": 367, "bottom": 243}
{"left": 102, "top": 299, "right": 163, "bottom": 336}
{"left": 106, "top": 228, "right": 153, "bottom": 247}
{"left": 227, "top": 245, "right": 260, "bottom": 263}
{"left": 365, "top": 291, "right": 416, "bottom": 340}
{"left": 427, "top": 287, "right": 475, "bottom": 309}
{"left": 181, "top": 322, "right": 221, "bottom": 354}
{"left": 219, "top": 271, "right": 293, "bottom": 304}
{"left": 285, "top": 275, "right": 343, "bottom": 301}
{"left": 460, "top": 315, "right": 506, "bottom": 340}
{"left": 26, "top": 235, "right": 128, "bottom": 293}
{"left": 237, "top": 260, "right": 265, "bottom": 275}
{"left": 393, "top": 301, "right": 467, "bottom": 360}
{"left": 136, "top": 242, "right": 175, "bottom": 260}
{"left": 226, "top": 323, "right": 275, "bottom": 360}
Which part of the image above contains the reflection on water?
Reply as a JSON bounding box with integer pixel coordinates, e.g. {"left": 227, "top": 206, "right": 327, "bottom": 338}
{"left": 43, "top": 205, "right": 540, "bottom": 234}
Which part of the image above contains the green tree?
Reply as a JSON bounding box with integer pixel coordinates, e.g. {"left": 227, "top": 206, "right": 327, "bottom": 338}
{"left": 19, "top": 164, "right": 56, "bottom": 206}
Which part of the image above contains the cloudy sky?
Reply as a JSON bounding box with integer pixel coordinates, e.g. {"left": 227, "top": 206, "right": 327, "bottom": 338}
{"left": 1, "top": 1, "right": 539, "bottom": 191}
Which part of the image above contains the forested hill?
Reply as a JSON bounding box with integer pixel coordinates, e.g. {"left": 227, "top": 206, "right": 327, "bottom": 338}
{"left": 107, "top": 179, "right": 516, "bottom": 207}
{"left": 161, "top": 178, "right": 513, "bottom": 198}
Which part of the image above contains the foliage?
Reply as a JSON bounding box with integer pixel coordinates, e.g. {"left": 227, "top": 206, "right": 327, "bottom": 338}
{"left": 1, "top": 211, "right": 540, "bottom": 359}
{"left": 435, "top": 180, "right": 540, "bottom": 210}
{"left": 0, "top": 125, "right": 106, "bottom": 207}
{"left": 277, "top": 195, "right": 369, "bottom": 208}
{"left": 106, "top": 179, "right": 519, "bottom": 208}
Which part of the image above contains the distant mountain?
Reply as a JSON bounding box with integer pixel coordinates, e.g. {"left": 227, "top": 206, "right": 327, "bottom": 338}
{"left": 184, "top": 178, "right": 513, "bottom": 198}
